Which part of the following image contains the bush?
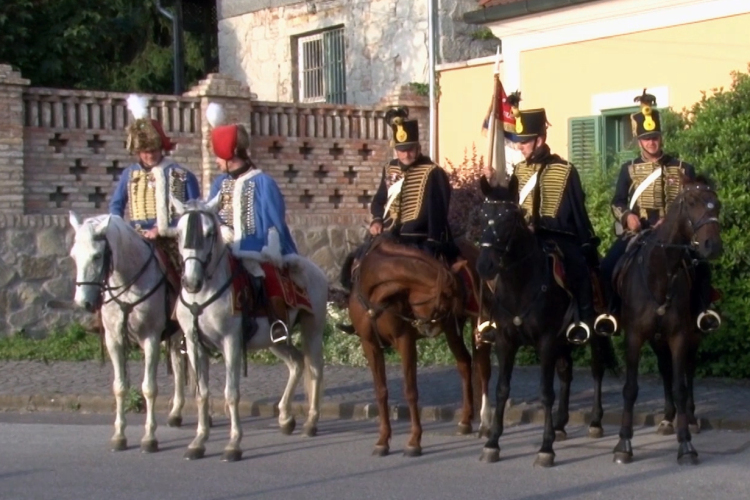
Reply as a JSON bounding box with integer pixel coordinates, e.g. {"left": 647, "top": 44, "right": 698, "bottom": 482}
{"left": 659, "top": 68, "right": 750, "bottom": 377}
{"left": 445, "top": 145, "right": 485, "bottom": 243}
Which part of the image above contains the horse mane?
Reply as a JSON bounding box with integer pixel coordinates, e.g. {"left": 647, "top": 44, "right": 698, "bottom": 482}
{"left": 375, "top": 234, "right": 443, "bottom": 267}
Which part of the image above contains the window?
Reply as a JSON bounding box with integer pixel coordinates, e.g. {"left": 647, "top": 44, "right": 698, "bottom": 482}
{"left": 296, "top": 27, "right": 346, "bottom": 104}
{"left": 569, "top": 107, "right": 643, "bottom": 175}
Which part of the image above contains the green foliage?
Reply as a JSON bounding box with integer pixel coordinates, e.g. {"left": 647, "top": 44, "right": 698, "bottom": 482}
{"left": 659, "top": 68, "right": 750, "bottom": 377}
{"left": 0, "top": 324, "right": 100, "bottom": 361}
{"left": 409, "top": 82, "right": 429, "bottom": 97}
{"left": 470, "top": 27, "right": 498, "bottom": 42}
{"left": 124, "top": 387, "right": 145, "bottom": 413}
{"left": 0, "top": 0, "right": 213, "bottom": 93}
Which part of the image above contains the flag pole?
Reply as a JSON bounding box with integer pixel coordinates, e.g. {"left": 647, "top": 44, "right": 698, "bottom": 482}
{"left": 490, "top": 46, "right": 508, "bottom": 187}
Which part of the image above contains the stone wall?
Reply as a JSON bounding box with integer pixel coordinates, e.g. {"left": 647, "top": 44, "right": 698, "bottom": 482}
{"left": 217, "top": 0, "right": 495, "bottom": 105}
{"left": 0, "top": 65, "right": 428, "bottom": 336}
{"left": 0, "top": 213, "right": 366, "bottom": 336}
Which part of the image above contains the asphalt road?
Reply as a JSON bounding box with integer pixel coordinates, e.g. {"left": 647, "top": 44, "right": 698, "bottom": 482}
{"left": 1, "top": 412, "right": 749, "bottom": 500}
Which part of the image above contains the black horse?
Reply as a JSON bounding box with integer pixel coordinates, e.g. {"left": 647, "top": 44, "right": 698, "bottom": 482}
{"left": 476, "top": 186, "right": 617, "bottom": 467}
{"left": 612, "top": 175, "right": 722, "bottom": 466}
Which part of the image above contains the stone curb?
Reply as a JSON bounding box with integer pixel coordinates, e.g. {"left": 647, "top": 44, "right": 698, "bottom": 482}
{"left": 2, "top": 393, "right": 749, "bottom": 432}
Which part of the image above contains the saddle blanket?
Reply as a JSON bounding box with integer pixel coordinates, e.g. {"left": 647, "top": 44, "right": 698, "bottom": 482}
{"left": 228, "top": 257, "right": 312, "bottom": 316}
{"left": 153, "top": 237, "right": 181, "bottom": 293}
{"left": 454, "top": 263, "right": 480, "bottom": 316}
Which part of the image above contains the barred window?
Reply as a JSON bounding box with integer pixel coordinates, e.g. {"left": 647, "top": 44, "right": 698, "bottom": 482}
{"left": 297, "top": 26, "right": 346, "bottom": 104}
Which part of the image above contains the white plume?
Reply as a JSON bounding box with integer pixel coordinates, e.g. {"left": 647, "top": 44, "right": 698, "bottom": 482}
{"left": 206, "top": 102, "right": 226, "bottom": 128}
{"left": 126, "top": 94, "right": 150, "bottom": 120}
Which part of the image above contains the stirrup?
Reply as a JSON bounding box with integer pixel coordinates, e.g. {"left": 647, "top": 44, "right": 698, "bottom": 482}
{"left": 477, "top": 320, "right": 497, "bottom": 344}
{"left": 594, "top": 313, "right": 619, "bottom": 337}
{"left": 565, "top": 322, "right": 591, "bottom": 345}
{"left": 697, "top": 309, "right": 721, "bottom": 333}
{"left": 270, "top": 320, "right": 290, "bottom": 344}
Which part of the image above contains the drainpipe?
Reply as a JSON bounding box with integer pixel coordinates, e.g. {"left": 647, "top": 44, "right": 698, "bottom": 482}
{"left": 428, "top": 0, "right": 437, "bottom": 160}
{"left": 156, "top": 0, "right": 185, "bottom": 95}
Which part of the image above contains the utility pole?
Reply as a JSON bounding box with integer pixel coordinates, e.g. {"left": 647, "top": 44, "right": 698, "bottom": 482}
{"left": 156, "top": 0, "right": 185, "bottom": 95}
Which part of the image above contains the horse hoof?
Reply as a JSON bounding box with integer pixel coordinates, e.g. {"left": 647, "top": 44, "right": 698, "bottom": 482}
{"left": 477, "top": 426, "right": 492, "bottom": 439}
{"left": 110, "top": 437, "right": 127, "bottom": 452}
{"left": 280, "top": 419, "right": 296, "bottom": 436}
{"left": 167, "top": 416, "right": 182, "bottom": 428}
{"left": 302, "top": 424, "right": 318, "bottom": 438}
{"left": 183, "top": 447, "right": 205, "bottom": 460}
{"left": 555, "top": 430, "right": 567, "bottom": 441}
{"left": 404, "top": 446, "right": 422, "bottom": 457}
{"left": 689, "top": 423, "right": 701, "bottom": 435}
{"left": 613, "top": 452, "right": 633, "bottom": 464}
{"left": 372, "top": 445, "right": 389, "bottom": 457}
{"left": 656, "top": 420, "right": 675, "bottom": 436}
{"left": 534, "top": 452, "right": 555, "bottom": 468}
{"left": 456, "top": 422, "right": 472, "bottom": 435}
{"left": 588, "top": 426, "right": 604, "bottom": 439}
{"left": 140, "top": 440, "right": 158, "bottom": 453}
{"left": 221, "top": 449, "right": 243, "bottom": 462}
{"left": 678, "top": 452, "right": 699, "bottom": 466}
{"left": 479, "top": 447, "right": 500, "bottom": 463}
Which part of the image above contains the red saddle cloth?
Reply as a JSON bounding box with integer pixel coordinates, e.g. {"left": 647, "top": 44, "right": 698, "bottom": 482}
{"left": 227, "top": 257, "right": 313, "bottom": 316}
{"left": 153, "top": 241, "right": 181, "bottom": 294}
{"left": 454, "top": 263, "right": 480, "bottom": 316}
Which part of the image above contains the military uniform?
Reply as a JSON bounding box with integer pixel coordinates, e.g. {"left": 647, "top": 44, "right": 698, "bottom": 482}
{"left": 208, "top": 116, "right": 299, "bottom": 340}
{"left": 506, "top": 105, "right": 599, "bottom": 343}
{"left": 595, "top": 90, "right": 718, "bottom": 334}
{"left": 370, "top": 107, "right": 456, "bottom": 260}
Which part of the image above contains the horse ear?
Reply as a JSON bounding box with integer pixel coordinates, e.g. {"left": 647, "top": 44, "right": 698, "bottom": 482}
{"left": 205, "top": 194, "right": 221, "bottom": 213}
{"left": 69, "top": 211, "right": 83, "bottom": 231}
{"left": 480, "top": 176, "right": 514, "bottom": 201}
{"left": 171, "top": 196, "right": 187, "bottom": 216}
{"left": 92, "top": 215, "right": 111, "bottom": 236}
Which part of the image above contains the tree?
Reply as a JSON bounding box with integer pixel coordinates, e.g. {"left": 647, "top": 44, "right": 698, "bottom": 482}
{"left": 0, "top": 0, "right": 215, "bottom": 93}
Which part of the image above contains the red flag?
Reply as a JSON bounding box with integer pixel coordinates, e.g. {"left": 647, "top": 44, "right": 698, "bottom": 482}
{"left": 482, "top": 77, "right": 515, "bottom": 137}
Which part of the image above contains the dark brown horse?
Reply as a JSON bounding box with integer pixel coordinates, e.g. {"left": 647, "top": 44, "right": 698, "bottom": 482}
{"left": 344, "top": 234, "right": 492, "bottom": 456}
{"left": 613, "top": 176, "right": 722, "bottom": 465}
{"left": 476, "top": 193, "right": 618, "bottom": 467}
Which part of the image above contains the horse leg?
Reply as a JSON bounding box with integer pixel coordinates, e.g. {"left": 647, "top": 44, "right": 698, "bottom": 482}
{"left": 360, "top": 333, "right": 391, "bottom": 456}
{"left": 220, "top": 333, "right": 243, "bottom": 462}
{"left": 167, "top": 333, "right": 186, "bottom": 428}
{"left": 480, "top": 337, "right": 517, "bottom": 464}
{"left": 686, "top": 343, "right": 700, "bottom": 434}
{"left": 443, "top": 317, "right": 474, "bottom": 435}
{"left": 299, "top": 309, "right": 325, "bottom": 437}
{"left": 588, "top": 335, "right": 606, "bottom": 438}
{"left": 139, "top": 335, "right": 160, "bottom": 453}
{"left": 269, "top": 343, "right": 304, "bottom": 436}
{"left": 475, "top": 341, "right": 493, "bottom": 439}
{"left": 614, "top": 332, "right": 644, "bottom": 464}
{"left": 534, "top": 338, "right": 557, "bottom": 468}
{"left": 553, "top": 348, "right": 573, "bottom": 442}
{"left": 652, "top": 340, "right": 676, "bottom": 436}
{"left": 396, "top": 333, "right": 422, "bottom": 457}
{"left": 184, "top": 339, "right": 210, "bottom": 460}
{"left": 104, "top": 332, "right": 128, "bottom": 451}
{"left": 670, "top": 335, "right": 699, "bottom": 465}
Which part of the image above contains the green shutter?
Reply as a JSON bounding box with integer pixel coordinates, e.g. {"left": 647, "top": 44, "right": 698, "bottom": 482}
{"left": 568, "top": 116, "right": 602, "bottom": 175}
{"left": 323, "top": 28, "right": 346, "bottom": 104}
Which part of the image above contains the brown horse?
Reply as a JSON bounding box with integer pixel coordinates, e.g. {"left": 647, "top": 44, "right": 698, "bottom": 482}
{"left": 344, "top": 234, "right": 492, "bottom": 456}
{"left": 613, "top": 176, "right": 722, "bottom": 465}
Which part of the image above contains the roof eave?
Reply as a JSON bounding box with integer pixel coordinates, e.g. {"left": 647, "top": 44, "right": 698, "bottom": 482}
{"left": 464, "top": 0, "right": 601, "bottom": 25}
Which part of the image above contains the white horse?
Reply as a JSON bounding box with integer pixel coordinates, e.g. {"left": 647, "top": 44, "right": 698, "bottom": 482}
{"left": 172, "top": 198, "right": 327, "bottom": 462}
{"left": 69, "top": 212, "right": 187, "bottom": 452}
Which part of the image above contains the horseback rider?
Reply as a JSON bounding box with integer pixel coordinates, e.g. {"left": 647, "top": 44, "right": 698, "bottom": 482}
{"left": 369, "top": 107, "right": 459, "bottom": 262}
{"left": 206, "top": 106, "right": 298, "bottom": 341}
{"left": 109, "top": 94, "right": 201, "bottom": 297}
{"left": 482, "top": 94, "right": 600, "bottom": 344}
{"left": 594, "top": 89, "right": 720, "bottom": 335}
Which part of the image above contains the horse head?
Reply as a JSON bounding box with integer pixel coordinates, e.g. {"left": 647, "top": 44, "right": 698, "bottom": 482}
{"left": 69, "top": 212, "right": 113, "bottom": 312}
{"left": 668, "top": 175, "right": 722, "bottom": 260}
{"left": 173, "top": 196, "right": 223, "bottom": 293}
{"left": 476, "top": 190, "right": 528, "bottom": 281}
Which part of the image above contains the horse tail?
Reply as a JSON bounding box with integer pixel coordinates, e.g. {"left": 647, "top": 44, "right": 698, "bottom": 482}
{"left": 590, "top": 334, "right": 620, "bottom": 376}
{"left": 340, "top": 250, "right": 357, "bottom": 291}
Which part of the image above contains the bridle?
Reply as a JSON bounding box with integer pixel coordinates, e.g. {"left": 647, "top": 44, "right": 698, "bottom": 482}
{"left": 479, "top": 199, "right": 533, "bottom": 272}
{"left": 181, "top": 210, "right": 227, "bottom": 282}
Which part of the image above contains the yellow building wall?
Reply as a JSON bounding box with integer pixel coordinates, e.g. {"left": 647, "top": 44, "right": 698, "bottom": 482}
{"left": 437, "top": 62, "right": 499, "bottom": 170}
{"left": 519, "top": 13, "right": 750, "bottom": 159}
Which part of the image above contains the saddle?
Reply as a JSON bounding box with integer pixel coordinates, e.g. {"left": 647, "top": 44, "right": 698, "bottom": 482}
{"left": 541, "top": 240, "right": 606, "bottom": 314}
{"left": 151, "top": 236, "right": 182, "bottom": 340}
